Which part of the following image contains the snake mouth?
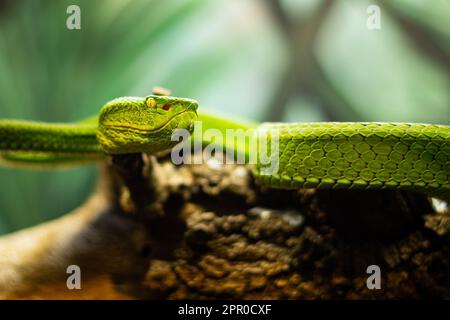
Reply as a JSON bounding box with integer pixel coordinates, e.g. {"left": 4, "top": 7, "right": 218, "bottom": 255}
{"left": 104, "top": 109, "right": 196, "bottom": 134}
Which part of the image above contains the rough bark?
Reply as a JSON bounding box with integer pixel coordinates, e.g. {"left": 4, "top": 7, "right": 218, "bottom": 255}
{"left": 0, "top": 154, "right": 448, "bottom": 299}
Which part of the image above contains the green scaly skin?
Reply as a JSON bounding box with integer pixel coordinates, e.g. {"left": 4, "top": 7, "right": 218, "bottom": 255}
{"left": 0, "top": 95, "right": 449, "bottom": 200}
{"left": 253, "top": 122, "right": 450, "bottom": 200}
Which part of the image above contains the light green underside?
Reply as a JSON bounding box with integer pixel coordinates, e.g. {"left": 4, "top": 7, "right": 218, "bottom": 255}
{"left": 0, "top": 114, "right": 449, "bottom": 200}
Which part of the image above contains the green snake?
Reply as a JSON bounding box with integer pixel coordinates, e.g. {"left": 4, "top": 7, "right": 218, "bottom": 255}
{"left": 0, "top": 94, "right": 449, "bottom": 200}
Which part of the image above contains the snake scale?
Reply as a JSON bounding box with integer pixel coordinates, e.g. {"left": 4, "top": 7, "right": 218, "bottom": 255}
{"left": 0, "top": 94, "right": 449, "bottom": 200}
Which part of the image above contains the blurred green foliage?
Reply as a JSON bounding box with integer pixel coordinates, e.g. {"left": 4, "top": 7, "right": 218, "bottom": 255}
{"left": 0, "top": 0, "right": 448, "bottom": 234}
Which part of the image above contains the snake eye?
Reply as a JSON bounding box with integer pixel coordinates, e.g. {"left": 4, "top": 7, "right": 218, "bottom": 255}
{"left": 146, "top": 98, "right": 156, "bottom": 108}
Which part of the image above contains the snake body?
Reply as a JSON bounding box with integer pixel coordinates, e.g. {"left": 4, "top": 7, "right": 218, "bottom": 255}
{"left": 0, "top": 95, "right": 449, "bottom": 200}
{"left": 253, "top": 122, "right": 449, "bottom": 200}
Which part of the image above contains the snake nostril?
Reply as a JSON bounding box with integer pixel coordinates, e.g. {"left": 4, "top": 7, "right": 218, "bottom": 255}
{"left": 162, "top": 103, "right": 171, "bottom": 111}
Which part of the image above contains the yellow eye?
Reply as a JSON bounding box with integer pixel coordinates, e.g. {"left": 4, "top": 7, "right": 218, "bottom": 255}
{"left": 146, "top": 98, "right": 156, "bottom": 108}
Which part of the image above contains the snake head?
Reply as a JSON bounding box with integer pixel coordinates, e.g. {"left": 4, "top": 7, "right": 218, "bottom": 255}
{"left": 97, "top": 95, "right": 198, "bottom": 154}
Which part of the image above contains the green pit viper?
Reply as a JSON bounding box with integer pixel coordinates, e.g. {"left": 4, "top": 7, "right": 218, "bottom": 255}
{"left": 0, "top": 94, "right": 449, "bottom": 200}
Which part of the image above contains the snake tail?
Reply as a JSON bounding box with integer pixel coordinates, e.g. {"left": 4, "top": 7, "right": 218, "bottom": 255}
{"left": 0, "top": 119, "right": 101, "bottom": 167}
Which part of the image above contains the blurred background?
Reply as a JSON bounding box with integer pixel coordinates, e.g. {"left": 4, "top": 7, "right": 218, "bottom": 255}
{"left": 0, "top": 0, "right": 448, "bottom": 234}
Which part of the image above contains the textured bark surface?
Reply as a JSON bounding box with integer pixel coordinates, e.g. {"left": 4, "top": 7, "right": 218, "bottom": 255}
{"left": 1, "top": 154, "right": 449, "bottom": 299}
